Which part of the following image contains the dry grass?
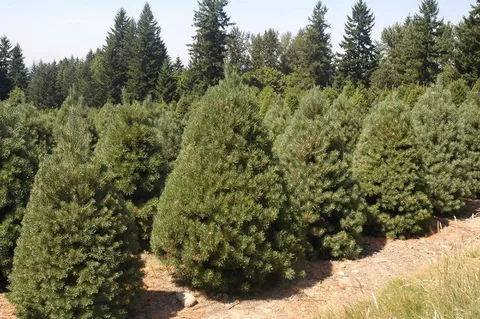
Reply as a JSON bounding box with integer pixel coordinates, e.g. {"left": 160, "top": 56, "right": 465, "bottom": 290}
{"left": 320, "top": 243, "right": 480, "bottom": 319}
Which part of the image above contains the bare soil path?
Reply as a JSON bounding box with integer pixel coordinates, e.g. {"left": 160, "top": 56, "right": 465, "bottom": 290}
{"left": 1, "top": 202, "right": 479, "bottom": 319}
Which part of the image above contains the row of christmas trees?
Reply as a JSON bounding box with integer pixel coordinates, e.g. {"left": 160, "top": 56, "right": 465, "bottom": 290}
{"left": 1, "top": 70, "right": 479, "bottom": 317}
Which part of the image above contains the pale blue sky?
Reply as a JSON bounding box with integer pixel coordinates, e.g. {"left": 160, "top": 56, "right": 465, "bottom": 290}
{"left": 0, "top": 0, "right": 474, "bottom": 66}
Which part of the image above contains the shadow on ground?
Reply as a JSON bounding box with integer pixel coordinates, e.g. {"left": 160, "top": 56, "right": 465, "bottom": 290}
{"left": 134, "top": 291, "right": 184, "bottom": 319}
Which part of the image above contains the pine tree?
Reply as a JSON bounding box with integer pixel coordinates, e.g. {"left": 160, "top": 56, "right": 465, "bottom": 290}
{"left": 338, "top": 0, "right": 377, "bottom": 87}
{"left": 263, "top": 95, "right": 291, "bottom": 141}
{"left": 275, "top": 89, "right": 365, "bottom": 258}
{"left": 0, "top": 103, "right": 38, "bottom": 282}
{"left": 353, "top": 95, "right": 432, "bottom": 238}
{"left": 304, "top": 1, "right": 334, "bottom": 87}
{"left": 456, "top": 0, "right": 480, "bottom": 86}
{"left": 412, "top": 88, "right": 472, "bottom": 213}
{"left": 0, "top": 36, "right": 12, "bottom": 100}
{"left": 172, "top": 56, "right": 184, "bottom": 74}
{"left": 127, "top": 3, "right": 168, "bottom": 101}
{"left": 8, "top": 44, "right": 28, "bottom": 91}
{"left": 56, "top": 57, "right": 80, "bottom": 102}
{"left": 8, "top": 101, "right": 143, "bottom": 318}
{"left": 94, "top": 102, "right": 183, "bottom": 248}
{"left": 189, "top": 0, "right": 231, "bottom": 93}
{"left": 151, "top": 77, "right": 305, "bottom": 293}
{"left": 95, "top": 8, "right": 131, "bottom": 104}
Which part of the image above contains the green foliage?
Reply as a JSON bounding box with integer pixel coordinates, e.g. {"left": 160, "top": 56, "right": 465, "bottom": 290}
{"left": 0, "top": 36, "right": 12, "bottom": 100}
{"left": 353, "top": 95, "right": 432, "bottom": 238}
{"left": 0, "top": 103, "right": 38, "bottom": 282}
{"left": 412, "top": 88, "right": 472, "bottom": 213}
{"left": 95, "top": 103, "right": 183, "bottom": 249}
{"left": 8, "top": 44, "right": 28, "bottom": 91}
{"left": 95, "top": 8, "right": 131, "bottom": 104}
{"left": 258, "top": 86, "right": 276, "bottom": 117}
{"left": 327, "top": 91, "right": 370, "bottom": 156}
{"left": 151, "top": 78, "right": 305, "bottom": 293}
{"left": 275, "top": 89, "right": 365, "bottom": 259}
{"left": 459, "top": 98, "right": 480, "bottom": 197}
{"left": 28, "top": 61, "right": 63, "bottom": 109}
{"left": 156, "top": 57, "right": 179, "bottom": 104}
{"left": 396, "top": 83, "right": 426, "bottom": 107}
{"left": 455, "top": 0, "right": 480, "bottom": 86}
{"left": 262, "top": 95, "right": 291, "bottom": 141}
{"left": 303, "top": 1, "right": 334, "bottom": 86}
{"left": 337, "top": 0, "right": 377, "bottom": 87}
{"left": 189, "top": 0, "right": 231, "bottom": 93}
{"left": 127, "top": 3, "right": 168, "bottom": 101}
{"left": 242, "top": 67, "right": 285, "bottom": 92}
{"left": 8, "top": 103, "right": 143, "bottom": 318}
{"left": 250, "top": 29, "right": 280, "bottom": 70}
{"left": 448, "top": 79, "right": 469, "bottom": 106}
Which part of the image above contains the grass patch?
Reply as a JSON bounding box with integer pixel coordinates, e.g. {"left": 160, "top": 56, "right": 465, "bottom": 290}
{"left": 320, "top": 244, "right": 480, "bottom": 319}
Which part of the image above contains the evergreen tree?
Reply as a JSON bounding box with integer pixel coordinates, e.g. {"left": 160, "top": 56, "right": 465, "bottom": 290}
{"left": 151, "top": 77, "right": 305, "bottom": 293}
{"left": 250, "top": 29, "right": 281, "bottom": 70}
{"left": 95, "top": 103, "right": 183, "bottom": 248}
{"left": 337, "top": 0, "right": 377, "bottom": 87}
{"left": 78, "top": 50, "right": 104, "bottom": 108}
{"left": 412, "top": 88, "right": 472, "bottom": 213}
{"left": 0, "top": 36, "right": 12, "bottom": 100}
{"left": 227, "top": 26, "right": 251, "bottom": 72}
{"left": 304, "top": 1, "right": 334, "bottom": 86}
{"left": 172, "top": 56, "right": 184, "bottom": 74}
{"left": 413, "top": 0, "right": 444, "bottom": 84}
{"left": 263, "top": 95, "right": 291, "bottom": 141}
{"left": 189, "top": 0, "right": 231, "bottom": 93}
{"left": 456, "top": 0, "right": 480, "bottom": 86}
{"left": 127, "top": 3, "right": 168, "bottom": 101}
{"left": 156, "top": 57, "right": 178, "bottom": 103}
{"left": 95, "top": 8, "right": 131, "bottom": 104}
{"left": 275, "top": 90, "right": 365, "bottom": 259}
{"left": 353, "top": 95, "right": 432, "bottom": 238}
{"left": 28, "top": 61, "right": 63, "bottom": 109}
{"left": 8, "top": 44, "right": 28, "bottom": 91}
{"left": 56, "top": 57, "right": 80, "bottom": 102}
{"left": 8, "top": 101, "right": 143, "bottom": 318}
{"left": 0, "top": 103, "right": 38, "bottom": 282}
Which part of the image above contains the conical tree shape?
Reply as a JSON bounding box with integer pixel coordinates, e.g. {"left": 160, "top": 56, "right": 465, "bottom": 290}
{"left": 275, "top": 89, "right": 365, "bottom": 259}
{"left": 338, "top": 0, "right": 377, "bottom": 87}
{"left": 151, "top": 78, "right": 305, "bottom": 293}
{"left": 304, "top": 0, "right": 334, "bottom": 86}
{"left": 412, "top": 88, "right": 472, "bottom": 213}
{"left": 8, "top": 44, "right": 28, "bottom": 91}
{"left": 0, "top": 102, "right": 38, "bottom": 282}
{"left": 353, "top": 95, "right": 432, "bottom": 238}
{"left": 8, "top": 101, "right": 143, "bottom": 318}
{"left": 127, "top": 3, "right": 168, "bottom": 101}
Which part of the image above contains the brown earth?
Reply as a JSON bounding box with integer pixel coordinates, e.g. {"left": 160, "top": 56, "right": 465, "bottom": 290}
{"left": 1, "top": 201, "right": 479, "bottom": 319}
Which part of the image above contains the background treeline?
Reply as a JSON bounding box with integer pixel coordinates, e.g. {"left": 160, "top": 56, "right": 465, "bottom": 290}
{"left": 0, "top": 0, "right": 479, "bottom": 318}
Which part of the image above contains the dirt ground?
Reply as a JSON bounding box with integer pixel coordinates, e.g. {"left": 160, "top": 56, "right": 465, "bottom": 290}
{"left": 1, "top": 201, "right": 479, "bottom": 319}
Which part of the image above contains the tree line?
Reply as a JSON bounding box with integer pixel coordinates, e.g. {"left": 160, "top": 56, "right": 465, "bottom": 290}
{"left": 1, "top": 0, "right": 479, "bottom": 108}
{"left": 0, "top": 0, "right": 479, "bottom": 318}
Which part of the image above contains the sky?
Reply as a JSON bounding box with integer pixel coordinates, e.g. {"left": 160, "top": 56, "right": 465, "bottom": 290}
{"left": 0, "top": 0, "right": 475, "bottom": 66}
